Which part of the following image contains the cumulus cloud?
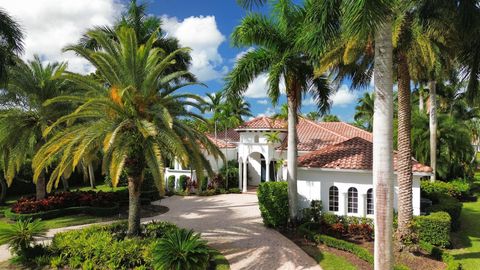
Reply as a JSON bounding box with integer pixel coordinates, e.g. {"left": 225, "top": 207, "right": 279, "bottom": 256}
{"left": 161, "top": 15, "right": 227, "bottom": 82}
{"left": 250, "top": 107, "right": 276, "bottom": 120}
{"left": 257, "top": 99, "right": 269, "bottom": 105}
{"left": 0, "top": 0, "right": 122, "bottom": 74}
{"left": 330, "top": 85, "right": 357, "bottom": 107}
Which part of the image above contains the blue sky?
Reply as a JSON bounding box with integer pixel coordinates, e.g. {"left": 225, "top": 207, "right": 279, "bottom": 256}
{"left": 0, "top": 0, "right": 370, "bottom": 122}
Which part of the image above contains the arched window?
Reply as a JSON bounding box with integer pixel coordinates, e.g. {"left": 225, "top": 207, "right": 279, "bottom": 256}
{"left": 329, "top": 186, "right": 339, "bottom": 211}
{"left": 348, "top": 187, "right": 358, "bottom": 213}
{"left": 254, "top": 135, "right": 259, "bottom": 143}
{"left": 367, "top": 188, "right": 374, "bottom": 215}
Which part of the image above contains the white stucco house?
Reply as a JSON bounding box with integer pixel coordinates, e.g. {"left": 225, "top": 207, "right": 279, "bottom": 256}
{"left": 165, "top": 116, "right": 432, "bottom": 217}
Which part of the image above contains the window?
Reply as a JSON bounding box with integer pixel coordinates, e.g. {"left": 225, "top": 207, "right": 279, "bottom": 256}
{"left": 367, "top": 188, "right": 374, "bottom": 215}
{"left": 348, "top": 187, "right": 358, "bottom": 213}
{"left": 329, "top": 186, "right": 339, "bottom": 211}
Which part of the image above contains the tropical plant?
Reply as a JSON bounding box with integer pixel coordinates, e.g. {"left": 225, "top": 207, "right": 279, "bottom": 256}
{"left": 32, "top": 27, "right": 222, "bottom": 235}
{"left": 204, "top": 92, "right": 223, "bottom": 137}
{"left": 226, "top": 0, "right": 333, "bottom": 221}
{"left": 272, "top": 103, "right": 288, "bottom": 121}
{"left": 79, "top": 0, "right": 193, "bottom": 82}
{"left": 305, "top": 111, "right": 321, "bottom": 121}
{"left": 0, "top": 9, "right": 23, "bottom": 85}
{"left": 321, "top": 114, "right": 340, "bottom": 122}
{"left": 0, "top": 57, "right": 72, "bottom": 200}
{"left": 0, "top": 219, "right": 46, "bottom": 256}
{"left": 354, "top": 92, "right": 374, "bottom": 131}
{"left": 265, "top": 131, "right": 282, "bottom": 144}
{"left": 152, "top": 228, "right": 212, "bottom": 270}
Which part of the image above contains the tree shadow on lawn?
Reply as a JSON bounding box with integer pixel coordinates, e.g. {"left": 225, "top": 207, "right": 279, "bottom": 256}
{"left": 450, "top": 204, "right": 480, "bottom": 249}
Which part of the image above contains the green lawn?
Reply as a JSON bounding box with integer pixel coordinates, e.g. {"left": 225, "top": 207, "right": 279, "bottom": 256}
{"left": 301, "top": 245, "right": 357, "bottom": 270}
{"left": 449, "top": 179, "right": 480, "bottom": 269}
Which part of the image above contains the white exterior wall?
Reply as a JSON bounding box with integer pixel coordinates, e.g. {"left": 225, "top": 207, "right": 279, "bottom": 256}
{"left": 297, "top": 168, "right": 422, "bottom": 217}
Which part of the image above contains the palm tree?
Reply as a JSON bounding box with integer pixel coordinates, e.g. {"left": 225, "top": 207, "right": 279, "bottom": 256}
{"left": 305, "top": 111, "right": 321, "bottom": 121}
{"left": 204, "top": 92, "right": 223, "bottom": 137}
{"left": 227, "top": 96, "right": 253, "bottom": 124}
{"left": 321, "top": 114, "right": 340, "bottom": 122}
{"left": 32, "top": 27, "right": 222, "bottom": 235}
{"left": 225, "top": 0, "right": 332, "bottom": 221}
{"left": 0, "top": 9, "right": 23, "bottom": 85}
{"left": 79, "top": 0, "right": 194, "bottom": 82}
{"left": 273, "top": 104, "right": 289, "bottom": 121}
{"left": 0, "top": 57, "right": 71, "bottom": 200}
{"left": 354, "top": 92, "right": 374, "bottom": 131}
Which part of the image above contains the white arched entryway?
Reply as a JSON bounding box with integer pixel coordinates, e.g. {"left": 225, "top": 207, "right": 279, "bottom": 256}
{"left": 238, "top": 152, "right": 278, "bottom": 192}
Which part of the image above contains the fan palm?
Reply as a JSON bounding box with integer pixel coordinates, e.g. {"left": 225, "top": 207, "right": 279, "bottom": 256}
{"left": 79, "top": 0, "right": 194, "bottom": 82}
{"left": 32, "top": 27, "right": 222, "bottom": 235}
{"left": 0, "top": 57, "right": 71, "bottom": 200}
{"left": 225, "top": 0, "right": 333, "bottom": 221}
{"left": 0, "top": 9, "right": 23, "bottom": 85}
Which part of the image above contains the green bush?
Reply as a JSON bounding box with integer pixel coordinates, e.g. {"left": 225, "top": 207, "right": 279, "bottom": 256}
{"left": 301, "top": 200, "right": 322, "bottom": 223}
{"left": 199, "top": 189, "right": 218, "bottom": 196}
{"left": 200, "top": 176, "right": 208, "bottom": 191}
{"left": 419, "top": 241, "right": 463, "bottom": 270}
{"left": 257, "top": 182, "right": 289, "bottom": 228}
{"left": 228, "top": 187, "right": 242, "bottom": 193}
{"left": 421, "top": 180, "right": 470, "bottom": 200}
{"left": 167, "top": 175, "right": 175, "bottom": 192}
{"left": 178, "top": 175, "right": 188, "bottom": 191}
{"left": 414, "top": 211, "right": 451, "bottom": 247}
{"left": 321, "top": 212, "right": 339, "bottom": 226}
{"left": 314, "top": 234, "right": 373, "bottom": 264}
{"left": 219, "top": 160, "right": 239, "bottom": 189}
{"left": 427, "top": 195, "right": 462, "bottom": 231}
{"left": 152, "top": 228, "right": 212, "bottom": 270}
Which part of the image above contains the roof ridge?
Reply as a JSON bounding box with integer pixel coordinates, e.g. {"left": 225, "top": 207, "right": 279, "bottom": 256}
{"left": 300, "top": 117, "right": 350, "bottom": 141}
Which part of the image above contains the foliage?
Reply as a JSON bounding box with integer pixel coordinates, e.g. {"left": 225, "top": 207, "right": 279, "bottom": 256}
{"left": 354, "top": 92, "right": 374, "bottom": 131}
{"left": 219, "top": 160, "right": 239, "bottom": 189}
{"left": 414, "top": 211, "right": 451, "bottom": 247}
{"left": 314, "top": 234, "right": 374, "bottom": 264}
{"left": 0, "top": 9, "right": 24, "bottom": 84}
{"left": 0, "top": 219, "right": 46, "bottom": 257}
{"left": 257, "top": 182, "right": 289, "bottom": 228}
{"left": 419, "top": 241, "right": 462, "bottom": 270}
{"left": 421, "top": 180, "right": 471, "bottom": 201}
{"left": 200, "top": 176, "right": 208, "bottom": 192}
{"left": 152, "top": 228, "right": 212, "bottom": 270}
{"left": 228, "top": 188, "right": 242, "bottom": 194}
{"left": 426, "top": 195, "right": 463, "bottom": 231}
{"left": 321, "top": 114, "right": 340, "bottom": 122}
{"left": 178, "top": 175, "right": 188, "bottom": 192}
{"left": 301, "top": 200, "right": 322, "bottom": 223}
{"left": 10, "top": 191, "right": 117, "bottom": 214}
{"left": 167, "top": 175, "right": 176, "bottom": 192}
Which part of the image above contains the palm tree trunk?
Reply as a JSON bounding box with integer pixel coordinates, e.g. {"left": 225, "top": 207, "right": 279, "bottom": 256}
{"left": 36, "top": 171, "right": 46, "bottom": 200}
{"left": 396, "top": 53, "right": 413, "bottom": 244}
{"left": 286, "top": 85, "right": 299, "bottom": 222}
{"left": 126, "top": 162, "right": 144, "bottom": 236}
{"left": 419, "top": 90, "right": 424, "bottom": 112}
{"left": 429, "top": 80, "right": 437, "bottom": 182}
{"left": 373, "top": 20, "right": 394, "bottom": 270}
{"left": 88, "top": 163, "right": 96, "bottom": 189}
{"left": 0, "top": 178, "right": 6, "bottom": 204}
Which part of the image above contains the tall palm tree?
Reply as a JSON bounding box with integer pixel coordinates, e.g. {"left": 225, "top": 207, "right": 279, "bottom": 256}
{"left": 340, "top": 1, "right": 396, "bottom": 268}
{"left": 225, "top": 0, "right": 332, "bottom": 221}
{"left": 354, "top": 92, "right": 374, "bottom": 131}
{"left": 227, "top": 96, "right": 253, "bottom": 125}
{"left": 204, "top": 92, "right": 223, "bottom": 137}
{"left": 32, "top": 27, "right": 222, "bottom": 235}
{"left": 79, "top": 0, "right": 194, "bottom": 82}
{"left": 0, "top": 57, "right": 71, "bottom": 200}
{"left": 0, "top": 9, "right": 24, "bottom": 85}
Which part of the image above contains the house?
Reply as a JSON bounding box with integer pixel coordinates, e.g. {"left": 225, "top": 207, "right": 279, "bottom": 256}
{"left": 165, "top": 116, "right": 432, "bottom": 217}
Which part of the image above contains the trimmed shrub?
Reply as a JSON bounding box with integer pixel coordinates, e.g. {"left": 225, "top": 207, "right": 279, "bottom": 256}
{"left": 152, "top": 228, "right": 212, "bottom": 270}
{"left": 219, "top": 160, "right": 239, "bottom": 189}
{"left": 421, "top": 180, "right": 471, "bottom": 201}
{"left": 257, "top": 182, "right": 289, "bottom": 228}
{"left": 301, "top": 200, "right": 322, "bottom": 223}
{"left": 167, "top": 175, "right": 175, "bottom": 192}
{"left": 427, "top": 195, "right": 462, "bottom": 231}
{"left": 321, "top": 212, "right": 339, "bottom": 227}
{"left": 414, "top": 211, "right": 451, "bottom": 247}
{"left": 314, "top": 234, "right": 373, "bottom": 264}
{"left": 228, "top": 187, "right": 242, "bottom": 194}
{"left": 178, "top": 175, "right": 188, "bottom": 191}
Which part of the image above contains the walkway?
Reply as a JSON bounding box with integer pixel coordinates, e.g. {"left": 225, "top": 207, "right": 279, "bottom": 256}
{"left": 1, "top": 193, "right": 321, "bottom": 270}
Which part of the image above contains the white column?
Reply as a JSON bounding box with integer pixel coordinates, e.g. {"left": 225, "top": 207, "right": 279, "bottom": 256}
{"left": 362, "top": 193, "right": 367, "bottom": 217}
{"left": 342, "top": 192, "right": 348, "bottom": 216}
{"left": 265, "top": 158, "right": 270, "bottom": 182}
{"left": 238, "top": 160, "right": 242, "bottom": 190}
{"left": 243, "top": 158, "right": 248, "bottom": 192}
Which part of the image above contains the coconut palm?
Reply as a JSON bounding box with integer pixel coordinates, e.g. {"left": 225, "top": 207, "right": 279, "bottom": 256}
{"left": 32, "top": 27, "right": 222, "bottom": 235}
{"left": 354, "top": 92, "right": 374, "bottom": 131}
{"left": 225, "top": 0, "right": 333, "bottom": 221}
{"left": 79, "top": 0, "right": 194, "bottom": 82}
{"left": 0, "top": 57, "right": 72, "bottom": 200}
{"left": 0, "top": 9, "right": 23, "bottom": 85}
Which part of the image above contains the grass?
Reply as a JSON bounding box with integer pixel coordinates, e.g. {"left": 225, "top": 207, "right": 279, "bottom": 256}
{"left": 301, "top": 245, "right": 357, "bottom": 270}
{"left": 449, "top": 177, "right": 480, "bottom": 269}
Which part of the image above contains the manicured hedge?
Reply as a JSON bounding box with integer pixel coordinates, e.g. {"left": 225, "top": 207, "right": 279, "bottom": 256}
{"left": 167, "top": 175, "right": 176, "bottom": 191}
{"left": 419, "top": 241, "right": 462, "bottom": 270}
{"left": 4, "top": 203, "right": 120, "bottom": 221}
{"left": 426, "top": 195, "right": 462, "bottom": 231}
{"left": 257, "top": 182, "right": 289, "bottom": 228}
{"left": 421, "top": 180, "right": 471, "bottom": 201}
{"left": 314, "top": 234, "right": 374, "bottom": 264}
{"left": 414, "top": 211, "right": 451, "bottom": 247}
{"left": 178, "top": 175, "right": 188, "bottom": 191}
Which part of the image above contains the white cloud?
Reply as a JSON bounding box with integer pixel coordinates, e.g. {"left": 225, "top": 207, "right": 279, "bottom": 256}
{"left": 330, "top": 85, "right": 357, "bottom": 107}
{"left": 161, "top": 15, "right": 227, "bottom": 82}
{"left": 250, "top": 107, "right": 276, "bottom": 120}
{"left": 0, "top": 0, "right": 122, "bottom": 74}
{"left": 243, "top": 73, "right": 286, "bottom": 98}
{"left": 257, "top": 99, "right": 268, "bottom": 105}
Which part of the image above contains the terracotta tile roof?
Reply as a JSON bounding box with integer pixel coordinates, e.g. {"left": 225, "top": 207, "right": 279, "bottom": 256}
{"left": 236, "top": 116, "right": 287, "bottom": 130}
{"left": 206, "top": 128, "right": 239, "bottom": 148}
{"left": 318, "top": 122, "right": 373, "bottom": 142}
{"left": 297, "top": 137, "right": 432, "bottom": 173}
